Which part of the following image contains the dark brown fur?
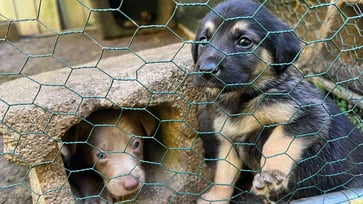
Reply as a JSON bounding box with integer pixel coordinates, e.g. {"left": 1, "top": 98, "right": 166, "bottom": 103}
{"left": 192, "top": 0, "right": 363, "bottom": 203}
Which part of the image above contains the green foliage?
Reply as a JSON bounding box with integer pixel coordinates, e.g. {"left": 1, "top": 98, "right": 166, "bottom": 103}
{"left": 334, "top": 96, "right": 363, "bottom": 131}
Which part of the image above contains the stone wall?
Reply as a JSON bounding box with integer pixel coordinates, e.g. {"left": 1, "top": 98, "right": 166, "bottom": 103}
{"left": 0, "top": 43, "right": 211, "bottom": 203}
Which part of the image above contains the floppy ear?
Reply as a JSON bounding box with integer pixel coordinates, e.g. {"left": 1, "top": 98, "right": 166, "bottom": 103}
{"left": 140, "top": 112, "right": 158, "bottom": 136}
{"left": 62, "top": 120, "right": 92, "bottom": 156}
{"left": 272, "top": 31, "right": 301, "bottom": 73}
{"left": 192, "top": 22, "right": 205, "bottom": 64}
{"left": 191, "top": 39, "right": 199, "bottom": 63}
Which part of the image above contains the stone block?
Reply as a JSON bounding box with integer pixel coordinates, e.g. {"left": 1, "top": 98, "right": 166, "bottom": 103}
{"left": 0, "top": 43, "right": 211, "bottom": 203}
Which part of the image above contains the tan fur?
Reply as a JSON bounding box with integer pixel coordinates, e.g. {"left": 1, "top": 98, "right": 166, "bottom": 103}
{"left": 200, "top": 138, "right": 242, "bottom": 204}
{"left": 206, "top": 87, "right": 224, "bottom": 97}
{"left": 231, "top": 21, "right": 250, "bottom": 34}
{"left": 251, "top": 126, "right": 305, "bottom": 198}
{"left": 88, "top": 111, "right": 157, "bottom": 199}
{"left": 75, "top": 110, "right": 157, "bottom": 201}
{"left": 214, "top": 100, "right": 297, "bottom": 138}
{"left": 204, "top": 20, "right": 216, "bottom": 34}
{"left": 252, "top": 49, "right": 274, "bottom": 85}
{"left": 260, "top": 126, "right": 305, "bottom": 175}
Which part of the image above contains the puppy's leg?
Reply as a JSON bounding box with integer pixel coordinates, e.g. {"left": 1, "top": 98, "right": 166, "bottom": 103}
{"left": 198, "top": 137, "right": 242, "bottom": 204}
{"left": 251, "top": 126, "right": 305, "bottom": 200}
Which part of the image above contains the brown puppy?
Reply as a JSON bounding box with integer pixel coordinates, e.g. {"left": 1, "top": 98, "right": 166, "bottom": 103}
{"left": 192, "top": 0, "right": 363, "bottom": 203}
{"left": 63, "top": 109, "right": 157, "bottom": 203}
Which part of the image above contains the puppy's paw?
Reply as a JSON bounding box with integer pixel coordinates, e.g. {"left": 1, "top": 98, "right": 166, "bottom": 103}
{"left": 198, "top": 186, "right": 232, "bottom": 204}
{"left": 251, "top": 170, "right": 288, "bottom": 199}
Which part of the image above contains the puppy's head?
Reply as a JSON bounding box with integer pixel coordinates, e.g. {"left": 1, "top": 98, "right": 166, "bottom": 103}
{"left": 78, "top": 110, "right": 157, "bottom": 198}
{"left": 192, "top": 0, "right": 301, "bottom": 94}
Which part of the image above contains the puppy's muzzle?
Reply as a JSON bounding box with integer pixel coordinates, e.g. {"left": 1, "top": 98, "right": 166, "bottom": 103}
{"left": 196, "top": 58, "right": 220, "bottom": 80}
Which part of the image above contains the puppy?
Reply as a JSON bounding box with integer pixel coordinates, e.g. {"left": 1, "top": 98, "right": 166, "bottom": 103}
{"left": 63, "top": 109, "right": 157, "bottom": 203}
{"left": 192, "top": 0, "right": 363, "bottom": 203}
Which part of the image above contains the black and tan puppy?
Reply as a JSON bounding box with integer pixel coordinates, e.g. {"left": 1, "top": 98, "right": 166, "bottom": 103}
{"left": 192, "top": 0, "right": 363, "bottom": 203}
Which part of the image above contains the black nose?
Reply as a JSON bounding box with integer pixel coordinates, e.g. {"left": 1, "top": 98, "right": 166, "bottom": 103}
{"left": 197, "top": 61, "right": 219, "bottom": 81}
{"left": 198, "top": 61, "right": 218, "bottom": 74}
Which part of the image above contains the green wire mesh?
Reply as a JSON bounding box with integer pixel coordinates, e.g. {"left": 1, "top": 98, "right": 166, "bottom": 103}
{"left": 0, "top": 0, "right": 362, "bottom": 204}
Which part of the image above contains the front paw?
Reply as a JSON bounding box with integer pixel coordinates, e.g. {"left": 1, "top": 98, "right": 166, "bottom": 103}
{"left": 197, "top": 186, "right": 233, "bottom": 204}
{"left": 251, "top": 170, "right": 288, "bottom": 200}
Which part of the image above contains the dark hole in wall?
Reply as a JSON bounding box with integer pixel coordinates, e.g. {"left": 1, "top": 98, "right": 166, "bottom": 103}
{"left": 108, "top": 0, "right": 158, "bottom": 28}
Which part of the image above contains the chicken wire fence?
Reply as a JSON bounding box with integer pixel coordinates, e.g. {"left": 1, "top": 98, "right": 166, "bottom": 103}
{"left": 0, "top": 0, "right": 362, "bottom": 204}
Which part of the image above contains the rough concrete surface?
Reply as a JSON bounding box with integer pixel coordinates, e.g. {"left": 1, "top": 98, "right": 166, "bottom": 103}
{"left": 0, "top": 42, "right": 211, "bottom": 203}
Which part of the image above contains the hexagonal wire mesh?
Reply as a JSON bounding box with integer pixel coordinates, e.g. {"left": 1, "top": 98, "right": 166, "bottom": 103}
{"left": 0, "top": 0, "right": 362, "bottom": 203}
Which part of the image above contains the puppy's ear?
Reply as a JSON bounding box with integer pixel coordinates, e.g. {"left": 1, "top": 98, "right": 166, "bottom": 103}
{"left": 140, "top": 112, "right": 158, "bottom": 136}
{"left": 272, "top": 31, "right": 301, "bottom": 73}
{"left": 62, "top": 120, "right": 92, "bottom": 156}
{"left": 191, "top": 40, "right": 199, "bottom": 63}
{"left": 192, "top": 22, "right": 205, "bottom": 63}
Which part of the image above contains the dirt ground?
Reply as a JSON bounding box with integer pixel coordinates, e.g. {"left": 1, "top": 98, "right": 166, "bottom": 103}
{"left": 0, "top": 27, "right": 189, "bottom": 204}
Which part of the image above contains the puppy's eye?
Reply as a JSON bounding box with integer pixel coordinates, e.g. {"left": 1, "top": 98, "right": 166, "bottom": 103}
{"left": 132, "top": 139, "right": 142, "bottom": 149}
{"left": 96, "top": 151, "right": 106, "bottom": 160}
{"left": 238, "top": 37, "right": 253, "bottom": 48}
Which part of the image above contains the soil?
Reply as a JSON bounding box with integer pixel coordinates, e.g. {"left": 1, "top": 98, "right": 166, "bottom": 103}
{"left": 0, "top": 27, "right": 189, "bottom": 204}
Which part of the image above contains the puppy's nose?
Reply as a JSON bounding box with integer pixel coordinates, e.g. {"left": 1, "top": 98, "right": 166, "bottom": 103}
{"left": 198, "top": 62, "right": 218, "bottom": 73}
{"left": 123, "top": 175, "right": 140, "bottom": 191}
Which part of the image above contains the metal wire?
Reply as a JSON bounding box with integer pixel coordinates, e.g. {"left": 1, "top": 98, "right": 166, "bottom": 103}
{"left": 0, "top": 0, "right": 362, "bottom": 203}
